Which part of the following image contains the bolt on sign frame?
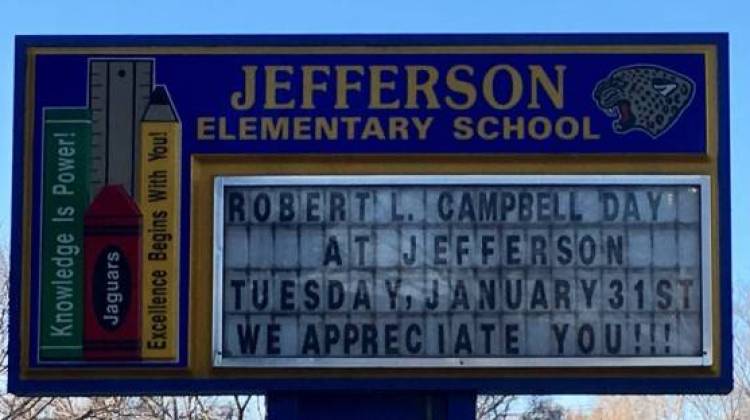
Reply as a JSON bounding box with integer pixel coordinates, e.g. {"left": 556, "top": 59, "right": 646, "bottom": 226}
{"left": 9, "top": 34, "right": 731, "bottom": 396}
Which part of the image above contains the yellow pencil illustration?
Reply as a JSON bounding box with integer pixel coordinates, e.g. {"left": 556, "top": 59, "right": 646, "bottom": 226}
{"left": 138, "top": 86, "right": 180, "bottom": 360}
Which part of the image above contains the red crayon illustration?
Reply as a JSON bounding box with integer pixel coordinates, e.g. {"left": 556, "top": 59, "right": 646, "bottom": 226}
{"left": 83, "top": 185, "right": 141, "bottom": 360}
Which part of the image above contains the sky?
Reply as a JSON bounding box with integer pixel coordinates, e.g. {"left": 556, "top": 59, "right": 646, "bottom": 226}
{"left": 0, "top": 0, "right": 747, "bottom": 412}
{"left": 0, "top": 0, "right": 747, "bottom": 280}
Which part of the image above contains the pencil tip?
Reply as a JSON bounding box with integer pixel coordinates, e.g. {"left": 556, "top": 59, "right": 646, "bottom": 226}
{"left": 150, "top": 86, "right": 170, "bottom": 105}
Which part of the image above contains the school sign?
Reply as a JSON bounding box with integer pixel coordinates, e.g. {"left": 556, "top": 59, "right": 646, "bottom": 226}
{"left": 9, "top": 34, "right": 731, "bottom": 395}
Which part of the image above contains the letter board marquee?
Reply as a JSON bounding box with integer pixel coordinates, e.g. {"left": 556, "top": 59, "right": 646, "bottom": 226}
{"left": 9, "top": 34, "right": 731, "bottom": 395}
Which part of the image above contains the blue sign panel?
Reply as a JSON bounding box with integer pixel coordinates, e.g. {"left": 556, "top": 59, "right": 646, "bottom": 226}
{"left": 9, "top": 34, "right": 731, "bottom": 396}
{"left": 31, "top": 49, "right": 708, "bottom": 155}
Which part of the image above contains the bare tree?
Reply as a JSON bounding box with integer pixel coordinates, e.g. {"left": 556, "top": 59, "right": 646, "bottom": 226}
{"left": 232, "top": 395, "right": 251, "bottom": 420}
{"left": 684, "top": 282, "right": 750, "bottom": 420}
{"left": 521, "top": 396, "right": 565, "bottom": 420}
{"left": 131, "top": 395, "right": 234, "bottom": 419}
{"left": 0, "top": 246, "right": 58, "bottom": 419}
{"left": 48, "top": 396, "right": 142, "bottom": 419}
{"left": 574, "top": 395, "right": 686, "bottom": 420}
{"left": 477, "top": 395, "right": 518, "bottom": 420}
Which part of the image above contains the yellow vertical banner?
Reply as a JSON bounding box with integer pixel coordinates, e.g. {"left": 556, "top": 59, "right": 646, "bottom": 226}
{"left": 138, "top": 86, "right": 180, "bottom": 360}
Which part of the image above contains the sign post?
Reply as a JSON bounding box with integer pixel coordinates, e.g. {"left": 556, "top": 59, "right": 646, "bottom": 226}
{"left": 10, "top": 34, "right": 730, "bottom": 416}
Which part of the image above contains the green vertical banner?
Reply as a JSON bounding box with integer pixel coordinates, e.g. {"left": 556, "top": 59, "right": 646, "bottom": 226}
{"left": 40, "top": 108, "right": 91, "bottom": 360}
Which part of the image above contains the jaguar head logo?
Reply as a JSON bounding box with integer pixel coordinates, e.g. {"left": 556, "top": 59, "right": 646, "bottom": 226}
{"left": 593, "top": 65, "right": 695, "bottom": 138}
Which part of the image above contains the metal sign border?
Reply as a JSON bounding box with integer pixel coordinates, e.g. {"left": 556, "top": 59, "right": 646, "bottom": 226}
{"left": 212, "top": 175, "right": 712, "bottom": 368}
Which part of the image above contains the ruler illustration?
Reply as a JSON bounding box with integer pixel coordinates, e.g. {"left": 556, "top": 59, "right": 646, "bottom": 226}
{"left": 88, "top": 59, "right": 154, "bottom": 200}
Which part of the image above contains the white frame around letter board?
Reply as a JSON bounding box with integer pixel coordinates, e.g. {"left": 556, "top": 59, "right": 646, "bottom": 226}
{"left": 211, "top": 175, "right": 712, "bottom": 369}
